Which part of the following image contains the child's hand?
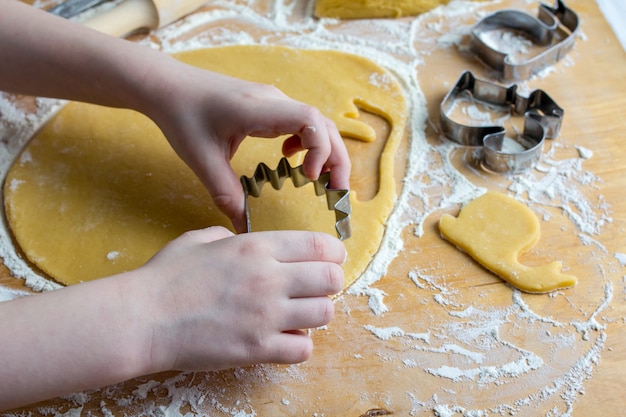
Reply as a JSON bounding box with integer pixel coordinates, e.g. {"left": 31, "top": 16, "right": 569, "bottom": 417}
{"left": 137, "top": 227, "right": 346, "bottom": 373}
{"left": 141, "top": 61, "right": 351, "bottom": 233}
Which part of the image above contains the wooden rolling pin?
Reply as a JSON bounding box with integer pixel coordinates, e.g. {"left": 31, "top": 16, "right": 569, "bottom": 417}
{"left": 82, "top": 0, "right": 208, "bottom": 37}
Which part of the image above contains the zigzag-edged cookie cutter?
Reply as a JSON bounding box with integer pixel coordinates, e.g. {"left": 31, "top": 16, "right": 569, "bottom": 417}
{"left": 470, "top": 0, "right": 579, "bottom": 81}
{"left": 240, "top": 157, "right": 351, "bottom": 240}
{"left": 440, "top": 71, "right": 564, "bottom": 174}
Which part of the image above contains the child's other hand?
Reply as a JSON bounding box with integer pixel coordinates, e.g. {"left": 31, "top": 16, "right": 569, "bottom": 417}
{"left": 138, "top": 227, "right": 346, "bottom": 373}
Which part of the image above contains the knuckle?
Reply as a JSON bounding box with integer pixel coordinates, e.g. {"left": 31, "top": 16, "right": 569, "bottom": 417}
{"left": 243, "top": 272, "right": 265, "bottom": 296}
{"left": 212, "top": 193, "right": 238, "bottom": 216}
{"left": 241, "top": 268, "right": 278, "bottom": 302}
{"left": 299, "top": 103, "right": 322, "bottom": 122}
{"left": 236, "top": 238, "right": 266, "bottom": 260}
{"left": 205, "top": 225, "right": 232, "bottom": 238}
{"left": 292, "top": 340, "right": 313, "bottom": 363}
{"left": 319, "top": 297, "right": 335, "bottom": 324}
{"left": 244, "top": 333, "right": 268, "bottom": 363}
{"left": 248, "top": 82, "right": 282, "bottom": 99}
{"left": 307, "top": 232, "right": 328, "bottom": 260}
{"left": 179, "top": 228, "right": 203, "bottom": 242}
{"left": 324, "top": 264, "right": 345, "bottom": 294}
{"left": 295, "top": 106, "right": 323, "bottom": 135}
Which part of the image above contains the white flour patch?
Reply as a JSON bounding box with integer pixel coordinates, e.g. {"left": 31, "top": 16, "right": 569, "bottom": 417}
{"left": 106, "top": 251, "right": 121, "bottom": 261}
{"left": 615, "top": 252, "right": 626, "bottom": 267}
{"left": 363, "top": 324, "right": 405, "bottom": 340}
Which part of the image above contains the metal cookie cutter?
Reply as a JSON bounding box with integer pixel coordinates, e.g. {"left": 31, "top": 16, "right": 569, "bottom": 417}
{"left": 470, "top": 0, "right": 579, "bottom": 81}
{"left": 440, "top": 71, "right": 564, "bottom": 174}
{"left": 240, "top": 157, "right": 351, "bottom": 240}
{"left": 48, "top": 0, "right": 111, "bottom": 18}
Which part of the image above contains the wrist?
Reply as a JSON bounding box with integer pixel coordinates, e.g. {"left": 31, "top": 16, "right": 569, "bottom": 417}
{"left": 126, "top": 50, "right": 183, "bottom": 120}
{"left": 120, "top": 265, "right": 182, "bottom": 375}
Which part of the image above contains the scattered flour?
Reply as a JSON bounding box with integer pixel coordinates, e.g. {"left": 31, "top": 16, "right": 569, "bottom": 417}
{"left": 106, "top": 251, "right": 121, "bottom": 261}
{"left": 615, "top": 252, "right": 626, "bottom": 267}
{"left": 363, "top": 325, "right": 405, "bottom": 341}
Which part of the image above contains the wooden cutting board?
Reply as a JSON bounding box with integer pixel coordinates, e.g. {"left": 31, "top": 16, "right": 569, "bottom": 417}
{"left": 2, "top": 0, "right": 625, "bottom": 415}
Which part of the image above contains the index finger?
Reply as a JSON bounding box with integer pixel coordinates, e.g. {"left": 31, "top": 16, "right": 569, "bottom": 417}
{"left": 300, "top": 119, "right": 351, "bottom": 188}
{"left": 321, "top": 117, "right": 351, "bottom": 191}
{"left": 195, "top": 152, "right": 248, "bottom": 234}
{"left": 282, "top": 117, "right": 351, "bottom": 190}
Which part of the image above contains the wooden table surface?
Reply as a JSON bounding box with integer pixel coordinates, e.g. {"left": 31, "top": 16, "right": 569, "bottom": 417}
{"left": 2, "top": 0, "right": 625, "bottom": 415}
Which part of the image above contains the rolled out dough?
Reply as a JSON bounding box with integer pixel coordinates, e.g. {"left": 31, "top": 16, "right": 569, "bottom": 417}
{"left": 438, "top": 192, "right": 577, "bottom": 293}
{"left": 3, "top": 45, "right": 407, "bottom": 289}
{"left": 315, "top": 0, "right": 453, "bottom": 19}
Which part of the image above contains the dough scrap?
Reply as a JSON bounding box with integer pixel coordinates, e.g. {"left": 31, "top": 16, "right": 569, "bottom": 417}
{"left": 3, "top": 45, "right": 407, "bottom": 289}
{"left": 438, "top": 192, "right": 577, "bottom": 293}
{"left": 315, "top": 0, "right": 453, "bottom": 19}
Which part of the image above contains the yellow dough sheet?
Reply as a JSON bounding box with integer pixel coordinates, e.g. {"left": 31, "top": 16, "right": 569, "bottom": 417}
{"left": 315, "top": 0, "right": 457, "bottom": 19}
{"left": 3, "top": 45, "right": 407, "bottom": 290}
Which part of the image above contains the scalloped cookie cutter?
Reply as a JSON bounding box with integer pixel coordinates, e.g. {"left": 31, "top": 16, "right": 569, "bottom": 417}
{"left": 440, "top": 71, "right": 564, "bottom": 174}
{"left": 470, "top": 0, "right": 579, "bottom": 81}
{"left": 240, "top": 157, "right": 351, "bottom": 240}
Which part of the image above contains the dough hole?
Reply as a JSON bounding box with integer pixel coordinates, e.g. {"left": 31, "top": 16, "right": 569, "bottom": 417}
{"left": 345, "top": 109, "right": 390, "bottom": 201}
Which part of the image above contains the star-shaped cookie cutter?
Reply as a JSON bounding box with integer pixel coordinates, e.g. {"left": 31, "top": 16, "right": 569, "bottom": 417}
{"left": 440, "top": 71, "right": 564, "bottom": 174}
{"left": 240, "top": 157, "right": 351, "bottom": 240}
{"left": 470, "top": 0, "right": 579, "bottom": 81}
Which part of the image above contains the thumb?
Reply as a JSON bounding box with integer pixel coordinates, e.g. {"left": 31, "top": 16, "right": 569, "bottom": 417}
{"left": 200, "top": 225, "right": 236, "bottom": 242}
{"left": 198, "top": 158, "right": 247, "bottom": 234}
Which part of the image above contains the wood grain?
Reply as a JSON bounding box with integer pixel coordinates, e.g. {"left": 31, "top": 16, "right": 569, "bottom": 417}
{"left": 2, "top": 0, "right": 625, "bottom": 415}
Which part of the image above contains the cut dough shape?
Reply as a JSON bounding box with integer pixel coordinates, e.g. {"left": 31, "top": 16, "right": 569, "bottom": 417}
{"left": 315, "top": 0, "right": 454, "bottom": 19}
{"left": 438, "top": 192, "right": 577, "bottom": 293}
{"left": 3, "top": 45, "right": 407, "bottom": 290}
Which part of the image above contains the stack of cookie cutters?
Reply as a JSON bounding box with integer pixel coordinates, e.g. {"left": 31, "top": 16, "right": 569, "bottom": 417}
{"left": 470, "top": 0, "right": 579, "bottom": 81}
{"left": 240, "top": 157, "right": 351, "bottom": 240}
{"left": 439, "top": 71, "right": 564, "bottom": 174}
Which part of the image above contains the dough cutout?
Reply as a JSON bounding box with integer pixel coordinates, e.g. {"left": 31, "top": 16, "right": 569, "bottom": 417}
{"left": 438, "top": 192, "right": 577, "bottom": 293}
{"left": 3, "top": 45, "right": 407, "bottom": 290}
{"left": 315, "top": 0, "right": 454, "bottom": 19}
